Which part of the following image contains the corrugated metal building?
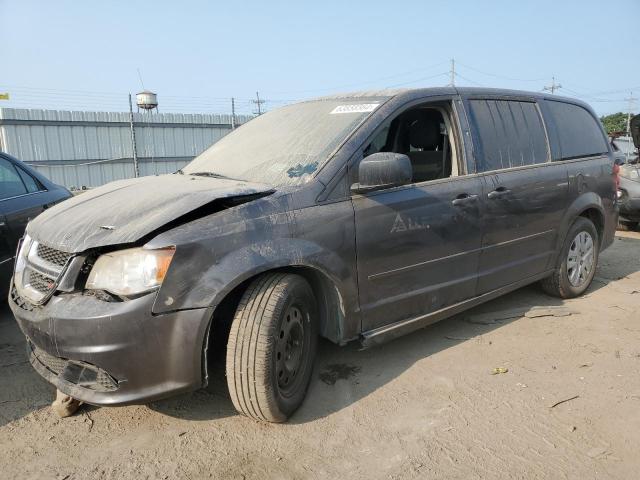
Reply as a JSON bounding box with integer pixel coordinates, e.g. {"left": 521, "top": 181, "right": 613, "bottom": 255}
{"left": 0, "top": 108, "right": 252, "bottom": 188}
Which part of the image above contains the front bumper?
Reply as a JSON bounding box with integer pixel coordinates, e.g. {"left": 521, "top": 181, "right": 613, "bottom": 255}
{"left": 9, "top": 286, "right": 213, "bottom": 405}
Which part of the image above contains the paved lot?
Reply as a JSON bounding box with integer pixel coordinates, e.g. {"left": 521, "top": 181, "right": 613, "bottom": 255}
{"left": 1, "top": 231, "right": 639, "bottom": 479}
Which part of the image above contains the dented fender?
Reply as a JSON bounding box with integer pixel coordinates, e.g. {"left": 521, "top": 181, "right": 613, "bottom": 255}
{"left": 146, "top": 190, "right": 360, "bottom": 342}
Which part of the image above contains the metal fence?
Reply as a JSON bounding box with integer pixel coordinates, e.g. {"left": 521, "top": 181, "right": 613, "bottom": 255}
{"left": 0, "top": 108, "right": 252, "bottom": 188}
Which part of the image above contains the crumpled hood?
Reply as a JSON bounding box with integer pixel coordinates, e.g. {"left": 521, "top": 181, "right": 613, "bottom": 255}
{"left": 27, "top": 174, "right": 274, "bottom": 253}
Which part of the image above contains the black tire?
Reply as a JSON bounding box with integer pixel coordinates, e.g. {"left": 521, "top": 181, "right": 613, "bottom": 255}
{"left": 619, "top": 221, "right": 639, "bottom": 231}
{"left": 226, "top": 273, "right": 318, "bottom": 422}
{"left": 541, "top": 217, "right": 599, "bottom": 299}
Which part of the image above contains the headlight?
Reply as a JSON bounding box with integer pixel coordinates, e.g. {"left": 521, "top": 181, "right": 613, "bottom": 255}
{"left": 14, "top": 233, "right": 33, "bottom": 274}
{"left": 86, "top": 247, "right": 175, "bottom": 296}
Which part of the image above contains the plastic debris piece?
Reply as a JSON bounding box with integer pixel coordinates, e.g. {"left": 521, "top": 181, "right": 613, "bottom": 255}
{"left": 491, "top": 367, "right": 509, "bottom": 375}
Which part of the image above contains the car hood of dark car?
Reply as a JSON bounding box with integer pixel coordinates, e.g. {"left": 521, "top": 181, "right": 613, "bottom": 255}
{"left": 27, "top": 174, "right": 274, "bottom": 253}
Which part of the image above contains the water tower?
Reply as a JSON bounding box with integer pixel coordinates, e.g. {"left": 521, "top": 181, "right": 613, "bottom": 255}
{"left": 136, "top": 90, "right": 158, "bottom": 113}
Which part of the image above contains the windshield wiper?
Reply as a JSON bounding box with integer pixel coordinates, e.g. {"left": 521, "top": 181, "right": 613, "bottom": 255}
{"left": 189, "top": 171, "right": 232, "bottom": 179}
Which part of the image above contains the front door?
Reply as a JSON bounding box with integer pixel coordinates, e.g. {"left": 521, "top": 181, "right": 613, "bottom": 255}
{"left": 353, "top": 176, "right": 483, "bottom": 332}
{"left": 351, "top": 99, "right": 483, "bottom": 332}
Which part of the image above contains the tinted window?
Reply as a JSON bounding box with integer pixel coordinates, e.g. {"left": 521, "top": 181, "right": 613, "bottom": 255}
{"left": 468, "top": 100, "right": 548, "bottom": 172}
{"left": 546, "top": 101, "right": 608, "bottom": 160}
{"left": 16, "top": 167, "right": 43, "bottom": 193}
{"left": 0, "top": 158, "right": 28, "bottom": 200}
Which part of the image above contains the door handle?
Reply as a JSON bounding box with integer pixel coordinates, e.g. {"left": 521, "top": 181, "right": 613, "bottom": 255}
{"left": 487, "top": 187, "right": 511, "bottom": 199}
{"left": 451, "top": 193, "right": 478, "bottom": 206}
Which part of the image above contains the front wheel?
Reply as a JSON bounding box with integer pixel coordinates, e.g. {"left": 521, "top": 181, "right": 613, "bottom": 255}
{"left": 541, "top": 217, "right": 599, "bottom": 298}
{"left": 226, "top": 273, "right": 318, "bottom": 422}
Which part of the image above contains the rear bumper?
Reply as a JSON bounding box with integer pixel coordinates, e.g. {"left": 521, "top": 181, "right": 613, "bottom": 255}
{"left": 9, "top": 286, "right": 213, "bottom": 405}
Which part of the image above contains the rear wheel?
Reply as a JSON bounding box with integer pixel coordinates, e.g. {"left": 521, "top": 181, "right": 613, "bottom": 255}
{"left": 541, "top": 217, "right": 599, "bottom": 298}
{"left": 226, "top": 273, "right": 317, "bottom": 422}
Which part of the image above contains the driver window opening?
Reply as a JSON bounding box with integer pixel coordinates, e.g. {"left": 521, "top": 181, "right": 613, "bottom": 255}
{"left": 361, "top": 102, "right": 459, "bottom": 184}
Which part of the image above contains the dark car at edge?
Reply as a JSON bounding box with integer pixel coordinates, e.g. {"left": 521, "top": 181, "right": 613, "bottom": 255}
{"left": 617, "top": 114, "right": 640, "bottom": 229}
{"left": 8, "top": 87, "right": 618, "bottom": 422}
{"left": 1, "top": 152, "right": 71, "bottom": 300}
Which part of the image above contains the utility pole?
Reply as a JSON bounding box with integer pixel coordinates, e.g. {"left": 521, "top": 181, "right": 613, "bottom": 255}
{"left": 449, "top": 58, "right": 456, "bottom": 87}
{"left": 625, "top": 92, "right": 637, "bottom": 134}
{"left": 128, "top": 93, "right": 140, "bottom": 178}
{"left": 231, "top": 97, "right": 236, "bottom": 130}
{"left": 252, "top": 91, "right": 266, "bottom": 115}
{"left": 624, "top": 92, "right": 637, "bottom": 162}
{"left": 543, "top": 76, "right": 562, "bottom": 94}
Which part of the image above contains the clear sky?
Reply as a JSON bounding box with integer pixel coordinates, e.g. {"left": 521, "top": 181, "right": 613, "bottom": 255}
{"left": 1, "top": 0, "right": 638, "bottom": 116}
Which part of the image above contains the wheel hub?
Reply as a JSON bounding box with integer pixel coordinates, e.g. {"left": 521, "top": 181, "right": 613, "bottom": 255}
{"left": 276, "top": 305, "right": 305, "bottom": 393}
{"left": 567, "top": 231, "right": 594, "bottom": 287}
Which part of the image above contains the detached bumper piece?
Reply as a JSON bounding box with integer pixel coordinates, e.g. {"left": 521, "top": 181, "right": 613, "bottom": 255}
{"left": 28, "top": 341, "right": 119, "bottom": 393}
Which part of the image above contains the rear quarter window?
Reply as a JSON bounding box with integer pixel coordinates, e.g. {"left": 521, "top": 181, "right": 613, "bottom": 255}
{"left": 467, "top": 100, "right": 548, "bottom": 173}
{"left": 546, "top": 101, "right": 608, "bottom": 160}
{"left": 16, "top": 167, "right": 44, "bottom": 193}
{"left": 0, "top": 158, "right": 28, "bottom": 200}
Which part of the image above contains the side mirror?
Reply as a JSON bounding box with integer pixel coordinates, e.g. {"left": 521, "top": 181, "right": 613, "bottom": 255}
{"left": 351, "top": 152, "right": 412, "bottom": 194}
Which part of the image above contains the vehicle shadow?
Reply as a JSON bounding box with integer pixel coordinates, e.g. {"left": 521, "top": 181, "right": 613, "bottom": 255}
{"left": 151, "top": 281, "right": 576, "bottom": 424}
{"left": 149, "top": 235, "right": 640, "bottom": 423}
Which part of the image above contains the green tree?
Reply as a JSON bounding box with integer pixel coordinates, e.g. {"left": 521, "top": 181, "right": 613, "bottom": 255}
{"left": 600, "top": 112, "right": 633, "bottom": 135}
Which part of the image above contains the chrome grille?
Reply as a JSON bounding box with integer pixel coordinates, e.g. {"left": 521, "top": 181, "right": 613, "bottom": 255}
{"left": 36, "top": 244, "right": 72, "bottom": 268}
{"left": 28, "top": 270, "right": 55, "bottom": 294}
{"left": 14, "top": 238, "right": 74, "bottom": 305}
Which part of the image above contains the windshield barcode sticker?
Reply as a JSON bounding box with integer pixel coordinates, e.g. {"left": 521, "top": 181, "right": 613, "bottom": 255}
{"left": 330, "top": 103, "right": 379, "bottom": 114}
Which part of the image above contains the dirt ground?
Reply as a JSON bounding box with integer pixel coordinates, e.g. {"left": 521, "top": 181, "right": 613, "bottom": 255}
{"left": 1, "top": 231, "right": 639, "bottom": 480}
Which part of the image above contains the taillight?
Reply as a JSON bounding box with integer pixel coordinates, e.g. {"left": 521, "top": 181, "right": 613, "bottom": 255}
{"left": 613, "top": 163, "right": 620, "bottom": 190}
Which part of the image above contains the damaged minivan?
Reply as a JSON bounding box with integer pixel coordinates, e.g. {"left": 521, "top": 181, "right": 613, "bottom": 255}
{"left": 9, "top": 87, "right": 618, "bottom": 422}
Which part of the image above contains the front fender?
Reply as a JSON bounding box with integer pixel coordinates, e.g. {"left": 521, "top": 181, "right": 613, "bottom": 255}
{"left": 151, "top": 235, "right": 358, "bottom": 334}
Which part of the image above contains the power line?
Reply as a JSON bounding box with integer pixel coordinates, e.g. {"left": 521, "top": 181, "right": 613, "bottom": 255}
{"left": 456, "top": 62, "right": 547, "bottom": 82}
{"left": 454, "top": 72, "right": 484, "bottom": 87}
{"left": 267, "top": 60, "right": 449, "bottom": 96}
{"left": 385, "top": 72, "right": 449, "bottom": 88}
